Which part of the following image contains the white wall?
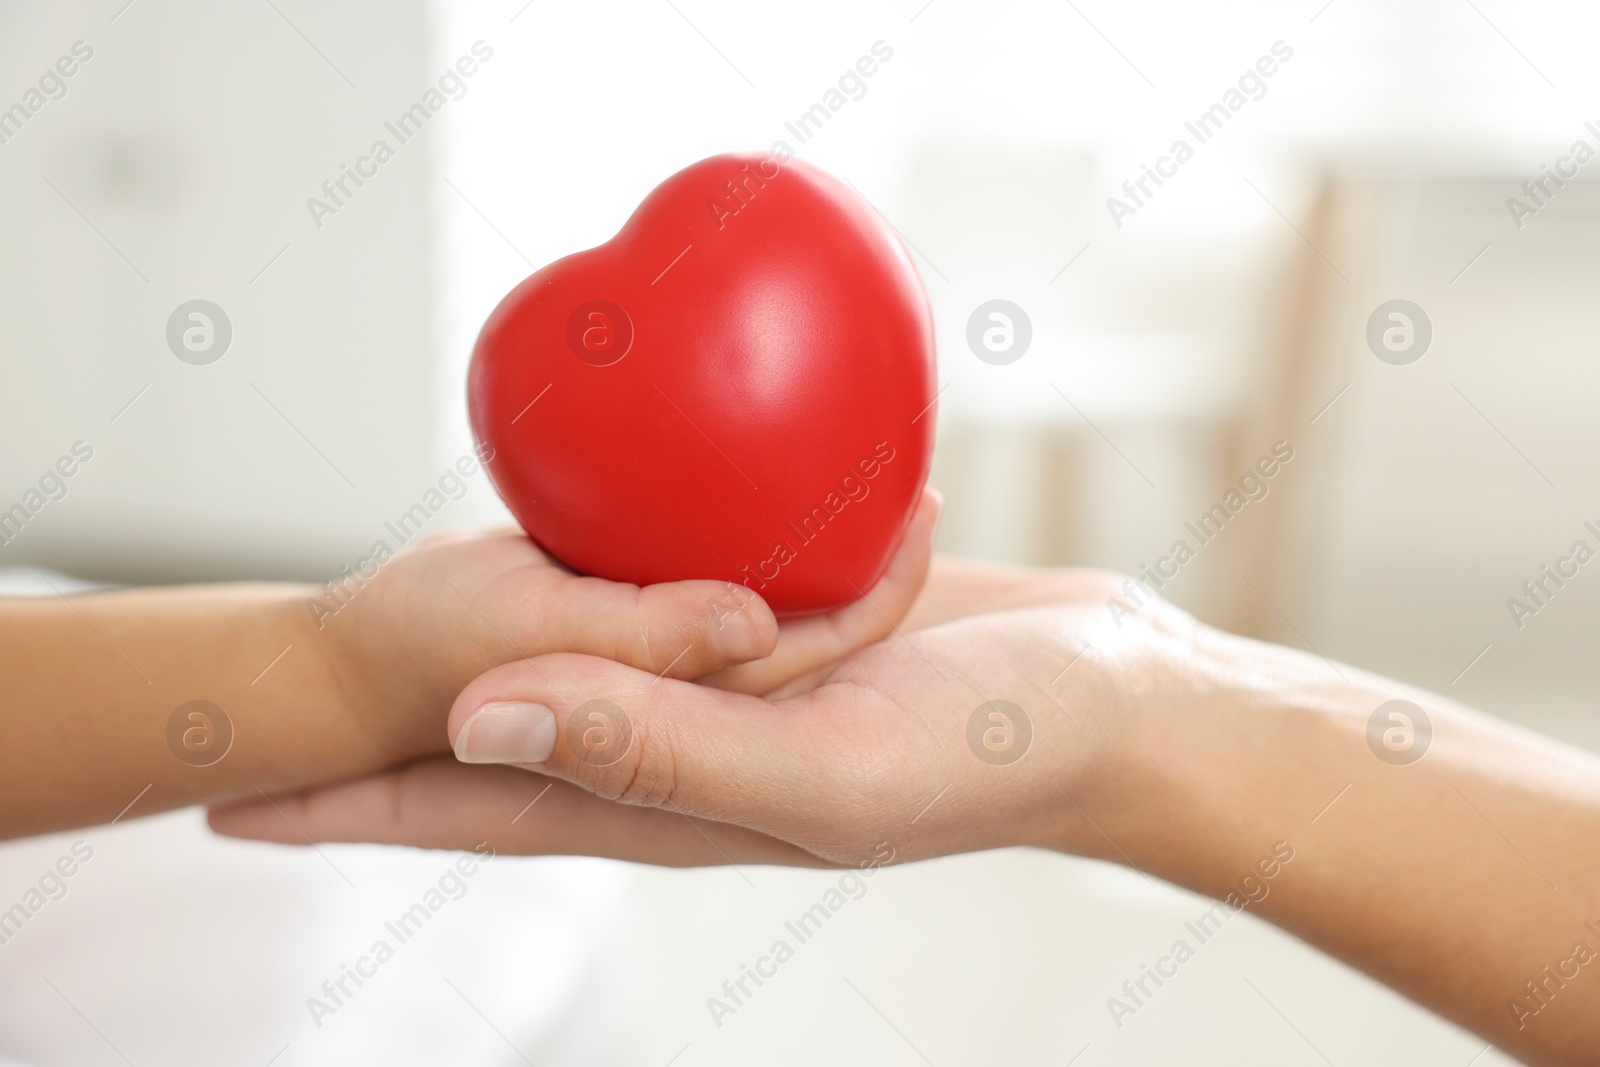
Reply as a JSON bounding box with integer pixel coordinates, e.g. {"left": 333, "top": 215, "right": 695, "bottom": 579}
{"left": 0, "top": 0, "right": 437, "bottom": 582}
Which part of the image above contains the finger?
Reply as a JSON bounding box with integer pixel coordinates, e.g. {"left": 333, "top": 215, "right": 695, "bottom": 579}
{"left": 444, "top": 654, "right": 874, "bottom": 841}
{"left": 700, "top": 487, "right": 941, "bottom": 695}
{"left": 206, "top": 758, "right": 828, "bottom": 868}
{"left": 528, "top": 573, "right": 779, "bottom": 682}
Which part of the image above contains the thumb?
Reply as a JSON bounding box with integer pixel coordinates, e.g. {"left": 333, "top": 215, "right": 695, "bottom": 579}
{"left": 446, "top": 654, "right": 842, "bottom": 835}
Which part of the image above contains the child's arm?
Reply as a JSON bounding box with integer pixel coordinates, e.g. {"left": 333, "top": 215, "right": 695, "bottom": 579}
{"left": 0, "top": 532, "right": 762, "bottom": 839}
{"left": 2, "top": 496, "right": 937, "bottom": 841}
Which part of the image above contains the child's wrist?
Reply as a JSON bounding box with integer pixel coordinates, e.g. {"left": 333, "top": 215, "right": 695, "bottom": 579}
{"left": 312, "top": 598, "right": 447, "bottom": 766}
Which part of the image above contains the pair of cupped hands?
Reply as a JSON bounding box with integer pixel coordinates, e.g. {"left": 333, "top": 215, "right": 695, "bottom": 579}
{"left": 210, "top": 489, "right": 1214, "bottom": 870}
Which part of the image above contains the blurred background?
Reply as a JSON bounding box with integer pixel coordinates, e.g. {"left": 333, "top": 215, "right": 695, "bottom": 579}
{"left": 1, "top": 0, "right": 1595, "bottom": 1062}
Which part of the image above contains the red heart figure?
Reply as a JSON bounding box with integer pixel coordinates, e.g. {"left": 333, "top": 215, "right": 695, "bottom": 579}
{"left": 468, "top": 151, "right": 936, "bottom": 616}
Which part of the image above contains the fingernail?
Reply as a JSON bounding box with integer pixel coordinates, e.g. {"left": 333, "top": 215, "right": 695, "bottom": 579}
{"left": 708, "top": 598, "right": 764, "bottom": 661}
{"left": 455, "top": 702, "right": 557, "bottom": 764}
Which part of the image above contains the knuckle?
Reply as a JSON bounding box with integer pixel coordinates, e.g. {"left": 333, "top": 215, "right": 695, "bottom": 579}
{"left": 576, "top": 714, "right": 681, "bottom": 810}
{"left": 612, "top": 587, "right": 654, "bottom": 668}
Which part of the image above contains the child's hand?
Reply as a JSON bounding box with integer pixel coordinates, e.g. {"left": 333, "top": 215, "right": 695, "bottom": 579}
{"left": 0, "top": 491, "right": 935, "bottom": 841}
{"left": 321, "top": 489, "right": 941, "bottom": 765}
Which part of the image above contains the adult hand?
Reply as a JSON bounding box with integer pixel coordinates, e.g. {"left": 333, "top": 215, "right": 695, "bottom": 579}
{"left": 214, "top": 561, "right": 1600, "bottom": 1063}
{"left": 210, "top": 568, "right": 1192, "bottom": 866}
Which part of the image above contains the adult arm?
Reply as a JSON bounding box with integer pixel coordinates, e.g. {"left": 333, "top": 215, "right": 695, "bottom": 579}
{"left": 214, "top": 566, "right": 1600, "bottom": 1063}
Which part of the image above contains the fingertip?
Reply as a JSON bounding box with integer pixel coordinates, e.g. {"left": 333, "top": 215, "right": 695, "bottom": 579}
{"left": 916, "top": 485, "right": 943, "bottom": 535}
{"left": 448, "top": 657, "right": 541, "bottom": 742}
{"left": 881, "top": 485, "right": 940, "bottom": 586}
{"left": 205, "top": 799, "right": 279, "bottom": 840}
{"left": 447, "top": 651, "right": 650, "bottom": 747}
{"left": 454, "top": 700, "right": 558, "bottom": 764}
{"left": 705, "top": 580, "right": 779, "bottom": 663}
{"left": 631, "top": 577, "right": 777, "bottom": 677}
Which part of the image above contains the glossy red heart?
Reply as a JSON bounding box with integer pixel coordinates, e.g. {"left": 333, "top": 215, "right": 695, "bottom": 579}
{"left": 468, "top": 151, "right": 936, "bottom": 616}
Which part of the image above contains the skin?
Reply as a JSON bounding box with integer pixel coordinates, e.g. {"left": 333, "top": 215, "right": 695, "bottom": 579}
{"left": 211, "top": 559, "right": 1600, "bottom": 1065}
{"left": 0, "top": 491, "right": 940, "bottom": 841}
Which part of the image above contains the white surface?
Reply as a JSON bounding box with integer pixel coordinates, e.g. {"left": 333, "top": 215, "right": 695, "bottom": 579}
{"left": 598, "top": 850, "right": 1517, "bottom": 1065}
{"left": 0, "top": 811, "right": 628, "bottom": 1067}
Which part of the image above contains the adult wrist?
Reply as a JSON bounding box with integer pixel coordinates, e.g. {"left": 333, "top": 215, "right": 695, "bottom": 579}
{"left": 1083, "top": 627, "right": 1379, "bottom": 900}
